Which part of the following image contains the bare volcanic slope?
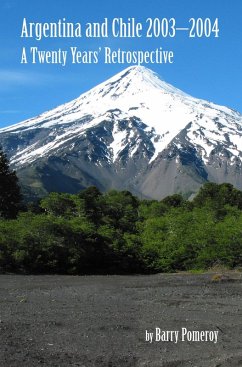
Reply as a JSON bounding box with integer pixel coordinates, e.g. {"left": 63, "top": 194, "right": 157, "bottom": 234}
{"left": 0, "top": 66, "right": 242, "bottom": 199}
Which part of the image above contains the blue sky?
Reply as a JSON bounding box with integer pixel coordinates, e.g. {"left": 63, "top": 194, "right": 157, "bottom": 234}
{"left": 0, "top": 0, "right": 242, "bottom": 128}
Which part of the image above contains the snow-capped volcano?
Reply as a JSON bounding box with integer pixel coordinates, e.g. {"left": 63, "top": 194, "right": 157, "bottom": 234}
{"left": 0, "top": 65, "right": 242, "bottom": 199}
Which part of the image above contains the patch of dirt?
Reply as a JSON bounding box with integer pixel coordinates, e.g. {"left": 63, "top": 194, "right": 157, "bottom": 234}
{"left": 0, "top": 273, "right": 241, "bottom": 366}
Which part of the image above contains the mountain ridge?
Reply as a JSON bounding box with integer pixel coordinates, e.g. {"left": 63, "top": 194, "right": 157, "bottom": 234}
{"left": 0, "top": 65, "right": 242, "bottom": 199}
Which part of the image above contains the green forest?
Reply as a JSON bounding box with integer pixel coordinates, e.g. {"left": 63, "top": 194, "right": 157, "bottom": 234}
{"left": 0, "top": 148, "right": 242, "bottom": 274}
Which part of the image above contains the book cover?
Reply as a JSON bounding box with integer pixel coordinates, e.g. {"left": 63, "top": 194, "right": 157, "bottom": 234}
{"left": 0, "top": 1, "right": 241, "bottom": 366}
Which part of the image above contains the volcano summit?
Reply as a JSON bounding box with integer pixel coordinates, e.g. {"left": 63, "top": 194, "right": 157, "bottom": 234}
{"left": 0, "top": 66, "right": 242, "bottom": 199}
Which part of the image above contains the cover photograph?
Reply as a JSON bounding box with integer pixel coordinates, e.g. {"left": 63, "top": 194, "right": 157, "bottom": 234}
{"left": 0, "top": 0, "right": 241, "bottom": 366}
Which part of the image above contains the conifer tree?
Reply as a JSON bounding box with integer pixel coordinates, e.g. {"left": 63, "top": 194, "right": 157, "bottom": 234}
{"left": 0, "top": 148, "right": 21, "bottom": 219}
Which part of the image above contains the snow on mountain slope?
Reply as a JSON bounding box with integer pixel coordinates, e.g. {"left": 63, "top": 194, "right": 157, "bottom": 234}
{"left": 2, "top": 65, "right": 241, "bottom": 168}
{"left": 0, "top": 65, "right": 242, "bottom": 199}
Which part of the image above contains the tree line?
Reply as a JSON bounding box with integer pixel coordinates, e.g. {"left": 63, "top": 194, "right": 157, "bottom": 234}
{"left": 0, "top": 148, "right": 242, "bottom": 274}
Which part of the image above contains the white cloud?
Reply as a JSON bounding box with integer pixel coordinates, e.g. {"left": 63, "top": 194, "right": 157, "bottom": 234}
{"left": 0, "top": 70, "right": 54, "bottom": 86}
{"left": 0, "top": 69, "right": 80, "bottom": 92}
{"left": 0, "top": 110, "right": 21, "bottom": 114}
